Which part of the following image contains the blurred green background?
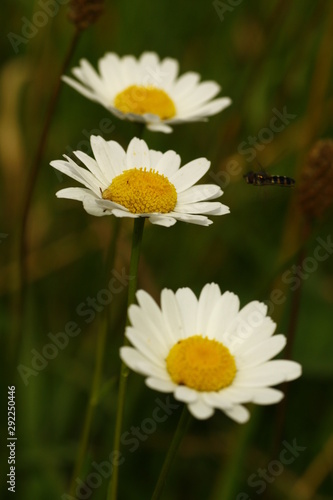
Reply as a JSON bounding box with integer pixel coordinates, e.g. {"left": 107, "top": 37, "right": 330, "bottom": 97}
{"left": 1, "top": 0, "right": 333, "bottom": 499}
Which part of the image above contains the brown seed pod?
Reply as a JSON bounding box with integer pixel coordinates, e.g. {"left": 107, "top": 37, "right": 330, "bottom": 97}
{"left": 68, "top": 0, "right": 104, "bottom": 31}
{"left": 298, "top": 139, "right": 333, "bottom": 221}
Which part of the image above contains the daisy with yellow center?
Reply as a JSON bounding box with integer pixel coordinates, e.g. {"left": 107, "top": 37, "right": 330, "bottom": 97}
{"left": 50, "top": 136, "right": 229, "bottom": 226}
{"left": 120, "top": 283, "right": 302, "bottom": 421}
{"left": 62, "top": 51, "right": 231, "bottom": 133}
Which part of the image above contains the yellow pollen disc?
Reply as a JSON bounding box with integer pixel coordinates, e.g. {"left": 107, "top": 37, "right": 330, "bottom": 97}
{"left": 102, "top": 168, "right": 177, "bottom": 214}
{"left": 166, "top": 335, "right": 237, "bottom": 392}
{"left": 114, "top": 85, "right": 176, "bottom": 119}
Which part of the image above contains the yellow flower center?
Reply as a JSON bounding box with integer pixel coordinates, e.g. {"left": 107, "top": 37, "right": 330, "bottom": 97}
{"left": 114, "top": 85, "right": 176, "bottom": 119}
{"left": 166, "top": 335, "right": 236, "bottom": 392}
{"left": 102, "top": 168, "right": 177, "bottom": 214}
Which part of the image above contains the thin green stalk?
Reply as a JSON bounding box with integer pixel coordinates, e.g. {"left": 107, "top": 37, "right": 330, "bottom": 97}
{"left": 211, "top": 409, "right": 259, "bottom": 500}
{"left": 151, "top": 404, "right": 192, "bottom": 500}
{"left": 68, "top": 218, "right": 121, "bottom": 495}
{"left": 13, "top": 29, "right": 81, "bottom": 363}
{"left": 108, "top": 216, "right": 145, "bottom": 500}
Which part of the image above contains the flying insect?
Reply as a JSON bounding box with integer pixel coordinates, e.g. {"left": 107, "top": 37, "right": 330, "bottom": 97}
{"left": 243, "top": 170, "right": 295, "bottom": 187}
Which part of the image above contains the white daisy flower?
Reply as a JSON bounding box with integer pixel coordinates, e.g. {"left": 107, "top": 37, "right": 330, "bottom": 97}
{"left": 120, "top": 283, "right": 302, "bottom": 422}
{"left": 62, "top": 51, "right": 231, "bottom": 133}
{"left": 50, "top": 136, "right": 229, "bottom": 227}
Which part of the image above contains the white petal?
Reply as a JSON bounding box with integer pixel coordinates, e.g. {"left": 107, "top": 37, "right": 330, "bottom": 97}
{"left": 183, "top": 81, "right": 221, "bottom": 108}
{"left": 235, "top": 360, "right": 302, "bottom": 387}
{"left": 139, "top": 52, "right": 160, "bottom": 71}
{"left": 56, "top": 187, "right": 92, "bottom": 201}
{"left": 223, "top": 404, "right": 250, "bottom": 423}
{"left": 160, "top": 289, "right": 184, "bottom": 344}
{"left": 111, "top": 208, "right": 139, "bottom": 219}
{"left": 103, "top": 139, "right": 127, "bottom": 175}
{"left": 175, "top": 201, "right": 225, "bottom": 215}
{"left": 155, "top": 150, "right": 181, "bottom": 177}
{"left": 145, "top": 377, "right": 176, "bottom": 393}
{"left": 188, "top": 399, "right": 215, "bottom": 420}
{"left": 98, "top": 53, "right": 125, "bottom": 95}
{"left": 177, "top": 184, "right": 222, "bottom": 204}
{"left": 169, "top": 213, "right": 212, "bottom": 226}
{"left": 119, "top": 55, "right": 140, "bottom": 87}
{"left": 175, "top": 202, "right": 229, "bottom": 217}
{"left": 175, "top": 287, "right": 198, "bottom": 337}
{"left": 125, "top": 326, "right": 166, "bottom": 367}
{"left": 120, "top": 346, "right": 157, "bottom": 377}
{"left": 207, "top": 291, "right": 240, "bottom": 341}
{"left": 250, "top": 387, "right": 284, "bottom": 405}
{"left": 228, "top": 301, "right": 268, "bottom": 351}
{"left": 147, "top": 122, "right": 173, "bottom": 133}
{"left": 90, "top": 136, "right": 125, "bottom": 180}
{"left": 149, "top": 150, "right": 163, "bottom": 168}
{"left": 128, "top": 304, "right": 170, "bottom": 353}
{"left": 77, "top": 58, "right": 108, "bottom": 97}
{"left": 73, "top": 150, "right": 108, "bottom": 185}
{"left": 126, "top": 138, "right": 150, "bottom": 169}
{"left": 197, "top": 283, "right": 222, "bottom": 335}
{"left": 148, "top": 215, "right": 177, "bottom": 227}
{"left": 202, "top": 392, "right": 234, "bottom": 410}
{"left": 236, "top": 335, "right": 287, "bottom": 369}
{"left": 174, "top": 386, "right": 198, "bottom": 403}
{"left": 214, "top": 386, "right": 253, "bottom": 404}
{"left": 62, "top": 76, "right": 105, "bottom": 104}
{"left": 231, "top": 317, "right": 277, "bottom": 354}
{"left": 134, "top": 291, "right": 173, "bottom": 350}
{"left": 171, "top": 158, "right": 210, "bottom": 193}
{"left": 50, "top": 159, "right": 100, "bottom": 195}
{"left": 189, "top": 97, "right": 232, "bottom": 117}
{"left": 159, "top": 57, "right": 179, "bottom": 89}
{"left": 82, "top": 195, "right": 108, "bottom": 216}
{"left": 172, "top": 72, "right": 201, "bottom": 99}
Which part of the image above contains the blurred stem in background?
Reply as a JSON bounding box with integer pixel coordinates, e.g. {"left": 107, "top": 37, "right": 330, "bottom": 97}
{"left": 13, "top": 0, "right": 106, "bottom": 365}
{"left": 14, "top": 27, "right": 81, "bottom": 363}
{"left": 151, "top": 404, "right": 192, "bottom": 500}
{"left": 210, "top": 409, "right": 258, "bottom": 500}
{"left": 108, "top": 216, "right": 145, "bottom": 500}
{"left": 68, "top": 217, "right": 121, "bottom": 497}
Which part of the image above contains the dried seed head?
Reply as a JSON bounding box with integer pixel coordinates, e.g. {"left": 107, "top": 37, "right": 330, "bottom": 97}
{"left": 68, "top": 0, "right": 104, "bottom": 30}
{"left": 298, "top": 139, "right": 333, "bottom": 220}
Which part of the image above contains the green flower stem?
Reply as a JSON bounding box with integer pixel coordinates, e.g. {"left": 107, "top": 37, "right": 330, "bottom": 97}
{"left": 211, "top": 408, "right": 259, "bottom": 500}
{"left": 151, "top": 404, "right": 192, "bottom": 500}
{"left": 68, "top": 218, "right": 121, "bottom": 496}
{"left": 108, "top": 216, "right": 145, "bottom": 500}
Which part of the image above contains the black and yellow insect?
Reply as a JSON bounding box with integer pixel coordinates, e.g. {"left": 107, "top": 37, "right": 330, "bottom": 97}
{"left": 244, "top": 170, "right": 295, "bottom": 187}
